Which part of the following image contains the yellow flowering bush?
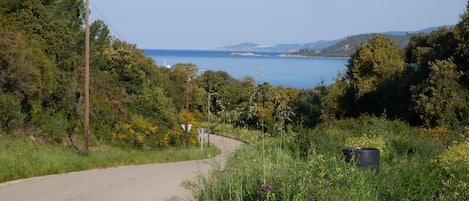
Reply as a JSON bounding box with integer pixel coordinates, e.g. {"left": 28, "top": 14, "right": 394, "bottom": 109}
{"left": 179, "top": 108, "right": 199, "bottom": 145}
{"left": 418, "top": 127, "right": 450, "bottom": 141}
{"left": 180, "top": 108, "right": 198, "bottom": 128}
{"left": 112, "top": 116, "right": 158, "bottom": 148}
{"left": 159, "top": 129, "right": 184, "bottom": 147}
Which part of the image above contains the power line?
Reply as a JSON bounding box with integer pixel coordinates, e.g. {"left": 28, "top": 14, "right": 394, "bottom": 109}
{"left": 90, "top": 1, "right": 124, "bottom": 40}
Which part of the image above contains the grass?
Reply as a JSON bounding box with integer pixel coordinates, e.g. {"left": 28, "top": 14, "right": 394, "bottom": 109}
{"left": 188, "top": 116, "right": 469, "bottom": 200}
{"left": 207, "top": 122, "right": 265, "bottom": 144}
{"left": 0, "top": 135, "right": 220, "bottom": 183}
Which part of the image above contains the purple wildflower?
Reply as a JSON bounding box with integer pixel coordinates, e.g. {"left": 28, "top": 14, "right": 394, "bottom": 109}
{"left": 258, "top": 182, "right": 273, "bottom": 196}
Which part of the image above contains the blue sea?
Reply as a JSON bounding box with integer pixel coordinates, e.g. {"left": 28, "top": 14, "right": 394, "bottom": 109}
{"left": 144, "top": 49, "right": 348, "bottom": 89}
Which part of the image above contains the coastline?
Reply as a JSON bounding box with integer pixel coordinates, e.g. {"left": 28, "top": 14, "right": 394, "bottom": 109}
{"left": 278, "top": 53, "right": 350, "bottom": 60}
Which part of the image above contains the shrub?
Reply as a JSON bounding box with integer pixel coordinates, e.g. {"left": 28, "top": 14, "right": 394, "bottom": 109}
{"left": 438, "top": 141, "right": 469, "bottom": 172}
{"left": 111, "top": 115, "right": 158, "bottom": 149}
{"left": 434, "top": 141, "right": 469, "bottom": 200}
{"left": 418, "top": 127, "right": 451, "bottom": 141}
{"left": 0, "top": 93, "right": 24, "bottom": 131}
{"left": 159, "top": 129, "right": 184, "bottom": 147}
{"left": 345, "top": 135, "right": 387, "bottom": 159}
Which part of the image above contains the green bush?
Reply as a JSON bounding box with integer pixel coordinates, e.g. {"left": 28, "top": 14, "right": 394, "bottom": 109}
{"left": 345, "top": 135, "right": 387, "bottom": 158}
{"left": 0, "top": 93, "right": 24, "bottom": 131}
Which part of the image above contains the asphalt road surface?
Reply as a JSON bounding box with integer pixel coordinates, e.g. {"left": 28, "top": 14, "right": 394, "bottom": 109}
{"left": 0, "top": 134, "right": 243, "bottom": 201}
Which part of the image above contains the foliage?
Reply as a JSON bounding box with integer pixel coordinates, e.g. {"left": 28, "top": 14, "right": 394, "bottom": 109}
{"left": 0, "top": 93, "right": 24, "bottom": 131}
{"left": 320, "top": 76, "right": 349, "bottom": 121}
{"left": 435, "top": 141, "right": 469, "bottom": 200}
{"left": 180, "top": 108, "right": 200, "bottom": 146}
{"left": 189, "top": 141, "right": 379, "bottom": 201}
{"left": 290, "top": 88, "right": 323, "bottom": 128}
{"left": 345, "top": 136, "right": 387, "bottom": 159}
{"left": 159, "top": 129, "right": 185, "bottom": 147}
{"left": 211, "top": 123, "right": 264, "bottom": 144}
{"left": 223, "top": 83, "right": 297, "bottom": 136}
{"left": 0, "top": 0, "right": 188, "bottom": 150}
{"left": 191, "top": 116, "right": 468, "bottom": 200}
{"left": 410, "top": 59, "right": 469, "bottom": 127}
{"left": 438, "top": 141, "right": 469, "bottom": 172}
{"left": 417, "top": 127, "right": 451, "bottom": 141}
{"left": 455, "top": 1, "right": 469, "bottom": 88}
{"left": 346, "top": 35, "right": 405, "bottom": 97}
{"left": 288, "top": 33, "right": 412, "bottom": 58}
{"left": 111, "top": 116, "right": 158, "bottom": 149}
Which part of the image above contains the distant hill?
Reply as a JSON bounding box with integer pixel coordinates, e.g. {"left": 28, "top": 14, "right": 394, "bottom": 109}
{"left": 311, "top": 33, "right": 412, "bottom": 57}
{"left": 213, "top": 42, "right": 305, "bottom": 52}
{"left": 214, "top": 26, "right": 450, "bottom": 57}
{"left": 213, "top": 40, "right": 341, "bottom": 52}
{"left": 286, "top": 26, "right": 450, "bottom": 58}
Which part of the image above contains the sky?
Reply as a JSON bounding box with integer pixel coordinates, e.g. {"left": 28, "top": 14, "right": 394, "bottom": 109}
{"left": 90, "top": 0, "right": 468, "bottom": 50}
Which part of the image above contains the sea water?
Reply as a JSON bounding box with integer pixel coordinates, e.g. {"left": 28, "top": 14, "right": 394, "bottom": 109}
{"left": 144, "top": 49, "right": 348, "bottom": 89}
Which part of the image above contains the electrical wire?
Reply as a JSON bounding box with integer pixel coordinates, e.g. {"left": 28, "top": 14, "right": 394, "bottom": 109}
{"left": 90, "top": 1, "right": 124, "bottom": 40}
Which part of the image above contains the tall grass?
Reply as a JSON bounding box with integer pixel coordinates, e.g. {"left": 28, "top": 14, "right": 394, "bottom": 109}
{"left": 0, "top": 135, "right": 220, "bottom": 183}
{"left": 210, "top": 122, "right": 265, "bottom": 144}
{"left": 189, "top": 116, "right": 469, "bottom": 200}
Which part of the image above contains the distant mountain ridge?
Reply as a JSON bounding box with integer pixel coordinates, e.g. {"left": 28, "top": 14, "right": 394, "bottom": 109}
{"left": 212, "top": 40, "right": 340, "bottom": 52}
{"left": 213, "top": 26, "right": 448, "bottom": 57}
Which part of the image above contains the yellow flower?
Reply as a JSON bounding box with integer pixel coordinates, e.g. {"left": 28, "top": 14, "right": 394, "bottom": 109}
{"left": 319, "top": 172, "right": 326, "bottom": 178}
{"left": 118, "top": 133, "right": 126, "bottom": 140}
{"left": 150, "top": 125, "right": 158, "bottom": 132}
{"left": 136, "top": 134, "right": 144, "bottom": 143}
{"left": 123, "top": 123, "right": 131, "bottom": 130}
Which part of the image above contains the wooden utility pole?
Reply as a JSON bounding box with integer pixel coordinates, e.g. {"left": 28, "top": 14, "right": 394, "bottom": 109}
{"left": 84, "top": 0, "right": 90, "bottom": 153}
{"left": 207, "top": 92, "right": 217, "bottom": 147}
{"left": 185, "top": 75, "right": 189, "bottom": 148}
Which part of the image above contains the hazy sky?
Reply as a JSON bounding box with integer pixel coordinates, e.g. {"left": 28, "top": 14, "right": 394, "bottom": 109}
{"left": 90, "top": 0, "right": 467, "bottom": 49}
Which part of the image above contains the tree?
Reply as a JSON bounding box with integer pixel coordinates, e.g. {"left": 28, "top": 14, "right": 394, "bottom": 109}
{"left": 0, "top": 28, "right": 57, "bottom": 104}
{"left": 103, "top": 39, "right": 156, "bottom": 94}
{"left": 454, "top": 0, "right": 469, "bottom": 88}
{"left": 290, "top": 88, "right": 323, "bottom": 128}
{"left": 320, "top": 75, "right": 349, "bottom": 121}
{"left": 347, "top": 35, "right": 406, "bottom": 97}
{"left": 344, "top": 35, "right": 406, "bottom": 117}
{"left": 410, "top": 59, "right": 469, "bottom": 127}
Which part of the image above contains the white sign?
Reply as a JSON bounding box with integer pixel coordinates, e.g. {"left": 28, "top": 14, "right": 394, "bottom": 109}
{"left": 181, "top": 124, "right": 192, "bottom": 132}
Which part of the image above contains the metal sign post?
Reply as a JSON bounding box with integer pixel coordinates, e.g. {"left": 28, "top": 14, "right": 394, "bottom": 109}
{"left": 197, "top": 128, "right": 206, "bottom": 150}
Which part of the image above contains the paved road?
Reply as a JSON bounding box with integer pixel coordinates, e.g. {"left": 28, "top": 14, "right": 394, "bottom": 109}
{"left": 0, "top": 135, "right": 243, "bottom": 201}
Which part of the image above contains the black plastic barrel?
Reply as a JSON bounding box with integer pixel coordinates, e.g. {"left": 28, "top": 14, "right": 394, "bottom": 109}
{"left": 342, "top": 147, "right": 380, "bottom": 174}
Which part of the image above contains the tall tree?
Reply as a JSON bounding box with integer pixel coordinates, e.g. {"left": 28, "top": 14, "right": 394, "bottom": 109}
{"left": 346, "top": 34, "right": 406, "bottom": 97}
{"left": 410, "top": 59, "right": 469, "bottom": 127}
{"left": 454, "top": 0, "right": 469, "bottom": 88}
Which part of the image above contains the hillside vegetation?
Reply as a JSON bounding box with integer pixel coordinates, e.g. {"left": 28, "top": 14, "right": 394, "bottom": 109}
{"left": 191, "top": 116, "right": 468, "bottom": 200}
{"left": 1, "top": 0, "right": 469, "bottom": 147}
{"left": 288, "top": 33, "right": 413, "bottom": 57}
{"left": 1, "top": 1, "right": 469, "bottom": 194}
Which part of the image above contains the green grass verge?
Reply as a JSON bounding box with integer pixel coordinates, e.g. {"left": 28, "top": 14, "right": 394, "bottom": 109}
{"left": 0, "top": 135, "right": 220, "bottom": 183}
{"left": 208, "top": 122, "right": 264, "bottom": 144}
